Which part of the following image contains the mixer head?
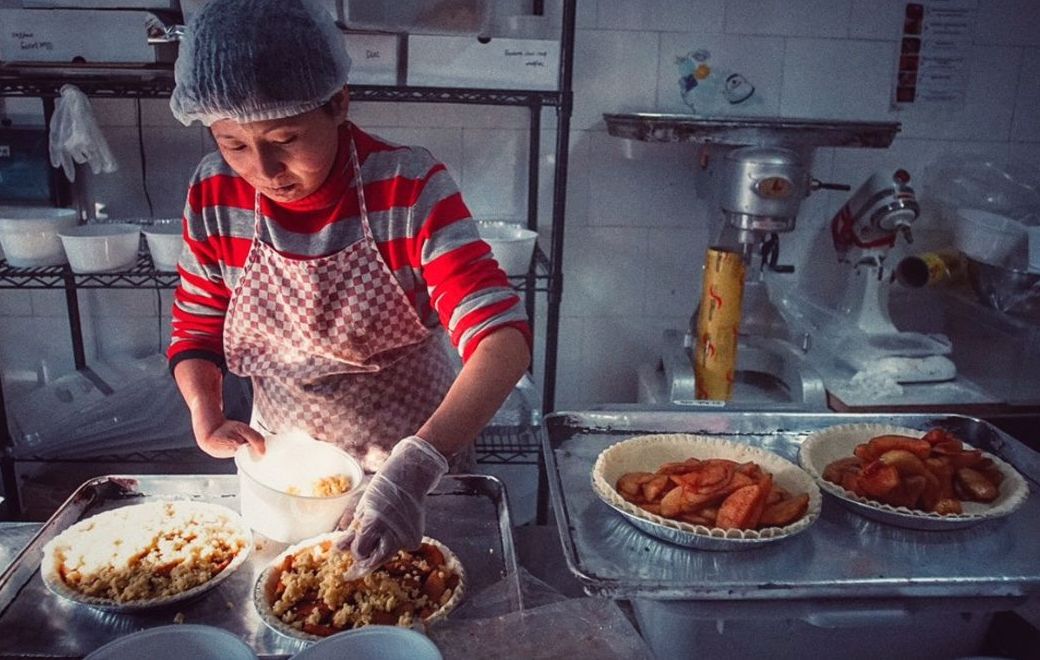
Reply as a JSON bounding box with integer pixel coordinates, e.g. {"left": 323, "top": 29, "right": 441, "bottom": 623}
{"left": 719, "top": 145, "right": 849, "bottom": 267}
{"left": 830, "top": 169, "right": 920, "bottom": 262}
{"left": 719, "top": 146, "right": 809, "bottom": 253}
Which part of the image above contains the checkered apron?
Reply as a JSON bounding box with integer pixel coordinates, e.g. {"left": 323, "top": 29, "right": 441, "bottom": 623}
{"left": 223, "top": 135, "right": 456, "bottom": 472}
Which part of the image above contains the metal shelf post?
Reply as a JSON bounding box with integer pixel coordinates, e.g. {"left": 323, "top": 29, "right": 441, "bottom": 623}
{"left": 0, "top": 1, "right": 577, "bottom": 522}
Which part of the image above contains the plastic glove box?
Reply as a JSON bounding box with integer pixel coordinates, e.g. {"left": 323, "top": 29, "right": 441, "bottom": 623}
{"left": 0, "top": 128, "right": 53, "bottom": 204}
{"left": 0, "top": 9, "right": 176, "bottom": 64}
{"left": 407, "top": 35, "right": 559, "bottom": 90}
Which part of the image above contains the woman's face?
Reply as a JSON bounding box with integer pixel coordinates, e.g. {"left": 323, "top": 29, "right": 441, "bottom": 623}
{"left": 210, "top": 90, "right": 349, "bottom": 203}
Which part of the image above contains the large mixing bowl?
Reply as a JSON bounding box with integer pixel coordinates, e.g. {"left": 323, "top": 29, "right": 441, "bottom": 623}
{"left": 234, "top": 429, "right": 364, "bottom": 543}
{"left": 966, "top": 257, "right": 1040, "bottom": 322}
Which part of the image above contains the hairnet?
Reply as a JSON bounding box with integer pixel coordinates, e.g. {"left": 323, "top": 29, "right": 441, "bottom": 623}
{"left": 170, "top": 0, "right": 351, "bottom": 127}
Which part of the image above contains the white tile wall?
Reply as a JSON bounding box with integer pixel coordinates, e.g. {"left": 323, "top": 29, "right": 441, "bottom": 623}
{"left": 572, "top": 29, "right": 660, "bottom": 130}
{"left": 847, "top": 0, "right": 904, "bottom": 41}
{"left": 780, "top": 38, "right": 895, "bottom": 120}
{"left": 587, "top": 131, "right": 706, "bottom": 229}
{"left": 2, "top": 0, "right": 1038, "bottom": 410}
{"left": 973, "top": 0, "right": 1040, "bottom": 47}
{"left": 644, "top": 226, "right": 711, "bottom": 317}
{"left": 0, "top": 291, "right": 32, "bottom": 317}
{"left": 562, "top": 225, "right": 648, "bottom": 318}
{"left": 538, "top": 128, "right": 592, "bottom": 233}
{"left": 598, "top": 0, "right": 725, "bottom": 33}
{"left": 461, "top": 128, "right": 528, "bottom": 220}
{"left": 724, "top": 0, "right": 851, "bottom": 38}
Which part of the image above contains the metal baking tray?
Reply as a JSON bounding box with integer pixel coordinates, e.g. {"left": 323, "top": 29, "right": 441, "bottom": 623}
{"left": 544, "top": 409, "right": 1040, "bottom": 601}
{"left": 0, "top": 474, "right": 520, "bottom": 659}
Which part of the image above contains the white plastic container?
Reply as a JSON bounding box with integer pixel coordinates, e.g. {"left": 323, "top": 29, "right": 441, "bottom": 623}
{"left": 58, "top": 223, "right": 141, "bottom": 273}
{"left": 234, "top": 430, "right": 364, "bottom": 543}
{"left": 292, "top": 626, "right": 442, "bottom": 660}
{"left": 631, "top": 597, "right": 1001, "bottom": 660}
{"left": 476, "top": 220, "right": 538, "bottom": 276}
{"left": 408, "top": 35, "right": 560, "bottom": 90}
{"left": 954, "top": 208, "right": 1028, "bottom": 266}
{"left": 0, "top": 206, "right": 78, "bottom": 267}
{"left": 343, "top": 0, "right": 491, "bottom": 36}
{"left": 142, "top": 220, "right": 184, "bottom": 272}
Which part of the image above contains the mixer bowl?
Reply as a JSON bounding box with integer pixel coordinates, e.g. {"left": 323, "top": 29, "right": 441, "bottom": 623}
{"left": 966, "top": 257, "right": 1040, "bottom": 322}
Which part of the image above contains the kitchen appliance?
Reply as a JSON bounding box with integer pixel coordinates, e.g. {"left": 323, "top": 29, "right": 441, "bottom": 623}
{"left": 605, "top": 113, "right": 900, "bottom": 408}
{"left": 825, "top": 170, "right": 956, "bottom": 383}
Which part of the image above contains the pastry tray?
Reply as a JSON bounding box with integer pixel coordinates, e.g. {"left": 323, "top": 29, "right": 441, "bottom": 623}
{"left": 544, "top": 409, "right": 1040, "bottom": 602}
{"left": 0, "top": 474, "right": 520, "bottom": 658}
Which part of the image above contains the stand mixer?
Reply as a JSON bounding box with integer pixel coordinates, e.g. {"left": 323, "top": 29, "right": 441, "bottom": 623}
{"left": 601, "top": 113, "right": 905, "bottom": 409}
{"left": 689, "top": 146, "right": 850, "bottom": 401}
{"left": 826, "top": 170, "right": 956, "bottom": 383}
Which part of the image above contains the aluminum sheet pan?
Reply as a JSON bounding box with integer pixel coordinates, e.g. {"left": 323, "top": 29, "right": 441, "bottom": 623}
{"left": 544, "top": 409, "right": 1040, "bottom": 601}
{"left": 602, "top": 113, "right": 900, "bottom": 148}
{"left": 0, "top": 523, "right": 40, "bottom": 576}
{"left": 0, "top": 474, "right": 520, "bottom": 659}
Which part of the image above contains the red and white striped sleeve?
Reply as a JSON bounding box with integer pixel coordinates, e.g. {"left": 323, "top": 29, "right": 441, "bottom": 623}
{"left": 403, "top": 149, "right": 532, "bottom": 361}
{"left": 167, "top": 161, "right": 234, "bottom": 372}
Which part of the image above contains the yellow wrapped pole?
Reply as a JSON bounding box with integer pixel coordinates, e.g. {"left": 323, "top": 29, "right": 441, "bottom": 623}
{"left": 694, "top": 247, "right": 746, "bottom": 401}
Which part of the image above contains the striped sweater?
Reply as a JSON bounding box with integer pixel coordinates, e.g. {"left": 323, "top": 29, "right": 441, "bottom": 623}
{"left": 168, "top": 123, "right": 530, "bottom": 371}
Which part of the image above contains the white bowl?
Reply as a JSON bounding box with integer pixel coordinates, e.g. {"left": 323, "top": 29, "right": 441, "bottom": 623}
{"left": 58, "top": 223, "right": 141, "bottom": 273}
{"left": 142, "top": 220, "right": 184, "bottom": 272}
{"left": 292, "top": 626, "right": 442, "bottom": 660}
{"left": 954, "top": 208, "right": 1028, "bottom": 266}
{"left": 234, "top": 429, "right": 365, "bottom": 543}
{"left": 84, "top": 624, "right": 258, "bottom": 660}
{"left": 475, "top": 220, "right": 538, "bottom": 276}
{"left": 0, "top": 206, "right": 78, "bottom": 267}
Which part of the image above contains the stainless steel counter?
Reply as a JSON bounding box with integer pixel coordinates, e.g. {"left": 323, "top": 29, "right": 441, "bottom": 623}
{"left": 0, "top": 523, "right": 40, "bottom": 576}
{"left": 0, "top": 474, "right": 521, "bottom": 658}
{"left": 544, "top": 410, "right": 1040, "bottom": 602}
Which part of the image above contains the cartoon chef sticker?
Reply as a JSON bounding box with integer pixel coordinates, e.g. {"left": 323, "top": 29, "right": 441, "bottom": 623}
{"left": 676, "top": 49, "right": 759, "bottom": 114}
{"left": 723, "top": 73, "right": 755, "bottom": 104}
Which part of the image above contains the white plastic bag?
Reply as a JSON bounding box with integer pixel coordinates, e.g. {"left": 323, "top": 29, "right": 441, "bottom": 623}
{"left": 48, "top": 84, "right": 118, "bottom": 183}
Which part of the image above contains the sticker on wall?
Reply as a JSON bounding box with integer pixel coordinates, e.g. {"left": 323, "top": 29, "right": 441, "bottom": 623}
{"left": 675, "top": 49, "right": 763, "bottom": 115}
{"left": 891, "top": 0, "right": 977, "bottom": 112}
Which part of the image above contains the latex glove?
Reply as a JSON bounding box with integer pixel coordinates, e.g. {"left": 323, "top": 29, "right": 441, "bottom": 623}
{"left": 48, "top": 84, "right": 118, "bottom": 182}
{"left": 336, "top": 435, "right": 448, "bottom": 580}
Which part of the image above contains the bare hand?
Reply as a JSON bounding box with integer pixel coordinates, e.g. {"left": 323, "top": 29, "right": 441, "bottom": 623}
{"left": 196, "top": 419, "right": 266, "bottom": 458}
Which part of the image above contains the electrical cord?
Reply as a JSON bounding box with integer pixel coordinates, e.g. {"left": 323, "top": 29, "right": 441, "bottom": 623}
{"left": 135, "top": 99, "right": 155, "bottom": 218}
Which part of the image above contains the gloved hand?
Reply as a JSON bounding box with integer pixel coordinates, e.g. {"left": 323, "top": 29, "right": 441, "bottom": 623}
{"left": 48, "top": 84, "right": 118, "bottom": 182}
{"left": 336, "top": 435, "right": 448, "bottom": 580}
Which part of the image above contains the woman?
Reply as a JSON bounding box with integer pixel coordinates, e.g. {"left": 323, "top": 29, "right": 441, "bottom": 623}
{"left": 166, "top": 0, "right": 531, "bottom": 577}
